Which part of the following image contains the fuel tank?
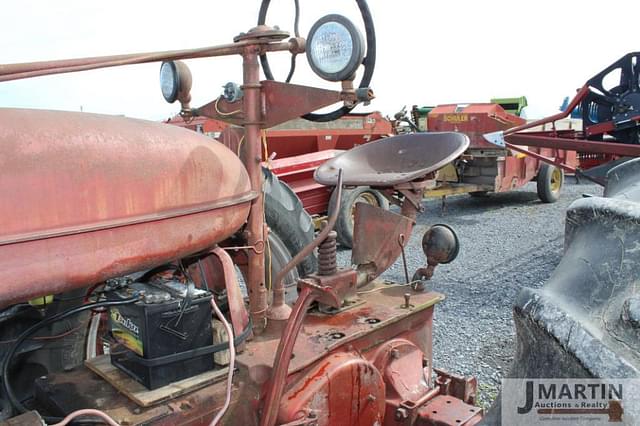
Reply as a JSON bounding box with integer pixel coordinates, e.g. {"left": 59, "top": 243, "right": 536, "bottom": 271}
{"left": 0, "top": 108, "right": 254, "bottom": 307}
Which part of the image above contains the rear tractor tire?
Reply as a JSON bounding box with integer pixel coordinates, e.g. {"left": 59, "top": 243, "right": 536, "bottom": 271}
{"left": 536, "top": 163, "right": 564, "bottom": 203}
{"left": 328, "top": 186, "right": 390, "bottom": 249}
{"left": 263, "top": 168, "right": 317, "bottom": 277}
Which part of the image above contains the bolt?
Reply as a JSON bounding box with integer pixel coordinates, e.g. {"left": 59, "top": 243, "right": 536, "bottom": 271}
{"left": 403, "top": 293, "right": 411, "bottom": 308}
{"left": 395, "top": 407, "right": 409, "bottom": 420}
{"left": 367, "top": 394, "right": 377, "bottom": 402}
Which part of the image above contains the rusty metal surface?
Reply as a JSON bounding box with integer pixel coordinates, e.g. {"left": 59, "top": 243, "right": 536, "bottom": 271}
{"left": 314, "top": 133, "right": 469, "bottom": 187}
{"left": 238, "top": 282, "right": 443, "bottom": 382}
{"left": 261, "top": 81, "right": 343, "bottom": 129}
{"left": 241, "top": 47, "right": 269, "bottom": 334}
{"left": 417, "top": 395, "right": 483, "bottom": 426}
{"left": 371, "top": 338, "right": 436, "bottom": 423}
{"left": 34, "top": 364, "right": 255, "bottom": 426}
{"left": 261, "top": 286, "right": 316, "bottom": 426}
{"left": 352, "top": 203, "right": 415, "bottom": 283}
{"left": 278, "top": 351, "right": 386, "bottom": 425}
{"left": 0, "top": 36, "right": 297, "bottom": 82}
{"left": 0, "top": 108, "right": 252, "bottom": 307}
{"left": 258, "top": 283, "right": 443, "bottom": 426}
{"left": 33, "top": 284, "right": 446, "bottom": 426}
{"left": 256, "top": 281, "right": 443, "bottom": 426}
{"left": 210, "top": 248, "right": 251, "bottom": 338}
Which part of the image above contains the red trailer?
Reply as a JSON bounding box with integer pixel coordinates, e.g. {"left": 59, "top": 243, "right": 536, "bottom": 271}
{"left": 421, "top": 102, "right": 577, "bottom": 202}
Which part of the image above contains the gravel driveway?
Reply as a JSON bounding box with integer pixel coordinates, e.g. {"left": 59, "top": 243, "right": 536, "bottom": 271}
{"left": 337, "top": 178, "right": 601, "bottom": 410}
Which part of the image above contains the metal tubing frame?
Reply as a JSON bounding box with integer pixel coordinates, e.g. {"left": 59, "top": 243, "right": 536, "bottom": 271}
{"left": 260, "top": 286, "right": 315, "bottom": 426}
{"left": 506, "top": 133, "right": 640, "bottom": 158}
{"left": 0, "top": 40, "right": 294, "bottom": 82}
{"left": 502, "top": 85, "right": 590, "bottom": 136}
{"left": 242, "top": 46, "right": 269, "bottom": 332}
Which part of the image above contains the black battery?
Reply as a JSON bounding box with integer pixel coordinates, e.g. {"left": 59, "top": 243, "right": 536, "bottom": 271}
{"left": 107, "top": 279, "right": 214, "bottom": 390}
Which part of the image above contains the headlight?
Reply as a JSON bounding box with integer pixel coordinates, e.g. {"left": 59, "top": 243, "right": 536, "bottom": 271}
{"left": 306, "top": 14, "right": 364, "bottom": 82}
{"left": 159, "top": 60, "right": 192, "bottom": 106}
{"left": 160, "top": 61, "right": 179, "bottom": 103}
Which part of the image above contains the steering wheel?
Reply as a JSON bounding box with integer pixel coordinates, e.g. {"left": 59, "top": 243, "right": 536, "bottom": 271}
{"left": 257, "top": 0, "right": 376, "bottom": 122}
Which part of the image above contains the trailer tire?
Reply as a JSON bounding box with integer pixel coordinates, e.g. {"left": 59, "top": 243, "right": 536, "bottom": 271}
{"left": 536, "top": 163, "right": 564, "bottom": 203}
{"left": 263, "top": 168, "right": 317, "bottom": 277}
{"left": 328, "top": 187, "right": 390, "bottom": 249}
{"left": 469, "top": 191, "right": 489, "bottom": 198}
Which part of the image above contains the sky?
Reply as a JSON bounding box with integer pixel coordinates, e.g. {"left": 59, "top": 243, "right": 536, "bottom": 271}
{"left": 1, "top": 0, "right": 639, "bottom": 121}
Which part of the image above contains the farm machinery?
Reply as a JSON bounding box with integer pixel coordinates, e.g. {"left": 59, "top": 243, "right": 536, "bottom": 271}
{"left": 0, "top": 1, "right": 479, "bottom": 425}
{"left": 0, "top": 1, "right": 639, "bottom": 425}
{"left": 483, "top": 52, "right": 640, "bottom": 185}
{"left": 405, "top": 98, "right": 577, "bottom": 203}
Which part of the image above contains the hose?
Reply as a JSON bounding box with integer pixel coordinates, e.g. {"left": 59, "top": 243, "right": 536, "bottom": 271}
{"left": 207, "top": 297, "right": 235, "bottom": 426}
{"left": 197, "top": 260, "right": 236, "bottom": 426}
{"left": 49, "top": 409, "right": 120, "bottom": 426}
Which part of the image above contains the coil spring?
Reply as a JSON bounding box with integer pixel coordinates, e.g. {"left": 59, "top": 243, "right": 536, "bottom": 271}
{"left": 318, "top": 230, "right": 338, "bottom": 275}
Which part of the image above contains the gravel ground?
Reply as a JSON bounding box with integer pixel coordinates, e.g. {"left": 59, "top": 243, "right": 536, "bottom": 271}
{"left": 336, "top": 178, "right": 601, "bottom": 410}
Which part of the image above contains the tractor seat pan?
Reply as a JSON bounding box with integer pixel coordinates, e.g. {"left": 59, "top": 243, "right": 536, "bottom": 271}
{"left": 314, "top": 132, "right": 470, "bottom": 187}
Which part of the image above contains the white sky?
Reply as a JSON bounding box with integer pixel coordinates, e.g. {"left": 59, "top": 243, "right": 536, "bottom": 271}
{"left": 1, "top": 1, "right": 639, "bottom": 121}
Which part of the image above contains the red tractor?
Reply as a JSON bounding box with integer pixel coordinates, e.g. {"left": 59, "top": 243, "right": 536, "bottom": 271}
{"left": 0, "top": 2, "right": 478, "bottom": 425}
{"left": 1, "top": 2, "right": 639, "bottom": 426}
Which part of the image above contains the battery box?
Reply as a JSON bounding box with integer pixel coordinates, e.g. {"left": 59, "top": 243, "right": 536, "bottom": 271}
{"left": 107, "top": 279, "right": 214, "bottom": 390}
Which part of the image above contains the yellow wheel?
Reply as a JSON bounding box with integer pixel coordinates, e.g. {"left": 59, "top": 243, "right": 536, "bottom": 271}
{"left": 537, "top": 163, "right": 564, "bottom": 203}
{"left": 550, "top": 167, "right": 562, "bottom": 193}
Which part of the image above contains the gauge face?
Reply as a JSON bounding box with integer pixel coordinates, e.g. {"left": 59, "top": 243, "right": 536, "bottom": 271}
{"left": 307, "top": 15, "right": 364, "bottom": 82}
{"left": 160, "top": 61, "right": 179, "bottom": 103}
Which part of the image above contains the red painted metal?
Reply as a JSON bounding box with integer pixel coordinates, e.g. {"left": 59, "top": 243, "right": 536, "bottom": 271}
{"left": 264, "top": 111, "right": 392, "bottom": 159}
{"left": 503, "top": 85, "right": 590, "bottom": 137}
{"left": 506, "top": 132, "right": 640, "bottom": 157}
{"left": 168, "top": 112, "right": 392, "bottom": 216}
{"left": 0, "top": 14, "right": 485, "bottom": 426}
{"left": 210, "top": 248, "right": 251, "bottom": 339}
{"left": 278, "top": 351, "right": 386, "bottom": 425}
{"left": 416, "top": 395, "right": 483, "bottom": 425}
{"left": 38, "top": 284, "right": 449, "bottom": 425}
{"left": 0, "top": 108, "right": 253, "bottom": 307}
{"left": 428, "top": 103, "right": 577, "bottom": 193}
{"left": 428, "top": 103, "right": 526, "bottom": 149}
{"left": 0, "top": 37, "right": 299, "bottom": 82}
{"left": 269, "top": 150, "right": 341, "bottom": 216}
{"left": 241, "top": 45, "right": 269, "bottom": 334}
{"left": 352, "top": 202, "right": 415, "bottom": 284}
{"left": 501, "top": 85, "right": 640, "bottom": 170}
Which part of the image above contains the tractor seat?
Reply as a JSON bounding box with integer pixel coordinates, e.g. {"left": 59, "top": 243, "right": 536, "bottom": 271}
{"left": 314, "top": 132, "right": 470, "bottom": 187}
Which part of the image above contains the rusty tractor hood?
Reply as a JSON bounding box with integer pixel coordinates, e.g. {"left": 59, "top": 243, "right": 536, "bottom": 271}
{"left": 0, "top": 108, "right": 254, "bottom": 306}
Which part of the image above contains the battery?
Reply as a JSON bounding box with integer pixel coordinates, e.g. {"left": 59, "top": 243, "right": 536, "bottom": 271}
{"left": 107, "top": 279, "right": 214, "bottom": 390}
